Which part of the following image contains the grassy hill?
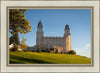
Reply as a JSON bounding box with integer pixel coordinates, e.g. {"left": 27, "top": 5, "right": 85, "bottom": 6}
{"left": 9, "top": 51, "right": 91, "bottom": 64}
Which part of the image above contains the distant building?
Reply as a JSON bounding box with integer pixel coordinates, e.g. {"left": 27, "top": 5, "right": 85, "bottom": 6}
{"left": 9, "top": 44, "right": 14, "bottom": 49}
{"left": 27, "top": 21, "right": 71, "bottom": 53}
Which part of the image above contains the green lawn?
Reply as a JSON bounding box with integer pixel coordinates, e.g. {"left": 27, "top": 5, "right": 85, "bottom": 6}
{"left": 9, "top": 51, "right": 91, "bottom": 64}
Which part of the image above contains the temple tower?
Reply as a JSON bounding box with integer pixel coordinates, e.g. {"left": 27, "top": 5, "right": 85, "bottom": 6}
{"left": 36, "top": 21, "right": 44, "bottom": 47}
{"left": 64, "top": 24, "right": 71, "bottom": 53}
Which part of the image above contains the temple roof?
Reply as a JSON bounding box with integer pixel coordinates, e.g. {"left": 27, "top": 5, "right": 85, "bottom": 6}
{"left": 65, "top": 24, "right": 70, "bottom": 30}
{"left": 38, "top": 20, "right": 43, "bottom": 27}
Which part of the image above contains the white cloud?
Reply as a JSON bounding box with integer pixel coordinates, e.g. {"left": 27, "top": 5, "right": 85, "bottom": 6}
{"left": 81, "top": 43, "right": 90, "bottom": 49}
{"left": 75, "top": 43, "right": 91, "bottom": 58}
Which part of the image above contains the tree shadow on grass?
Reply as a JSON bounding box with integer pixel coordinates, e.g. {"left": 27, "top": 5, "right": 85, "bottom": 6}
{"left": 10, "top": 55, "right": 54, "bottom": 64}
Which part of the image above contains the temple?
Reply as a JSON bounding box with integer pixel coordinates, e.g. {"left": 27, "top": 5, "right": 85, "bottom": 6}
{"left": 27, "top": 21, "right": 71, "bottom": 53}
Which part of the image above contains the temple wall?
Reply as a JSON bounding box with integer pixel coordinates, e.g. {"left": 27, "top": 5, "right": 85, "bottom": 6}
{"left": 36, "top": 35, "right": 71, "bottom": 53}
{"left": 40, "top": 37, "right": 65, "bottom": 52}
{"left": 68, "top": 35, "right": 71, "bottom": 51}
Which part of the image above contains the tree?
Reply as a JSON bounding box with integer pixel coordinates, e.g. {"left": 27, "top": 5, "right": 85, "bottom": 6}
{"left": 9, "top": 9, "right": 32, "bottom": 46}
{"left": 9, "top": 33, "right": 20, "bottom": 45}
{"left": 37, "top": 47, "right": 41, "bottom": 52}
{"left": 55, "top": 49, "right": 58, "bottom": 53}
{"left": 68, "top": 50, "right": 76, "bottom": 55}
{"left": 9, "top": 9, "right": 32, "bottom": 34}
{"left": 9, "top": 33, "right": 20, "bottom": 51}
{"left": 48, "top": 48, "right": 51, "bottom": 53}
{"left": 60, "top": 52, "right": 63, "bottom": 54}
{"left": 45, "top": 49, "right": 48, "bottom": 52}
{"left": 20, "top": 36, "right": 28, "bottom": 50}
{"left": 9, "top": 36, "right": 14, "bottom": 45}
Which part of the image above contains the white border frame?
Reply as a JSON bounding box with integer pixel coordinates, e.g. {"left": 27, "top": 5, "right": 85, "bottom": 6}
{"left": 1, "top": 1, "right": 100, "bottom": 73}
{"left": 6, "top": 6, "right": 94, "bottom": 67}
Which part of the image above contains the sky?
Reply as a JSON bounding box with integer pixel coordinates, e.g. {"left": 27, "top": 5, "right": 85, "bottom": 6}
{"left": 18, "top": 9, "right": 91, "bottom": 58}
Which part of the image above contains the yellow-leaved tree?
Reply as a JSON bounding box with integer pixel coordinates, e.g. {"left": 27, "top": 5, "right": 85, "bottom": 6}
{"left": 9, "top": 9, "right": 32, "bottom": 50}
{"left": 20, "top": 36, "right": 28, "bottom": 50}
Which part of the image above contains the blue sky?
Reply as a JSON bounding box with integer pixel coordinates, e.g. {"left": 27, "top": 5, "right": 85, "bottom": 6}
{"left": 18, "top": 9, "right": 91, "bottom": 58}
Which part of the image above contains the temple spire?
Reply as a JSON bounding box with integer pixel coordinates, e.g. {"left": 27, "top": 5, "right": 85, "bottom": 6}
{"left": 38, "top": 20, "right": 43, "bottom": 27}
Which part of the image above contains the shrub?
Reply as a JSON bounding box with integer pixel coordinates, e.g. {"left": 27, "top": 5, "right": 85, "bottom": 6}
{"left": 37, "top": 48, "right": 41, "bottom": 52}
{"left": 55, "top": 49, "right": 58, "bottom": 53}
{"left": 45, "top": 49, "right": 51, "bottom": 53}
{"left": 32, "top": 51, "right": 34, "bottom": 52}
{"left": 60, "top": 52, "right": 63, "bottom": 54}
{"left": 24, "top": 50, "right": 27, "bottom": 52}
{"left": 45, "top": 49, "right": 48, "bottom": 52}
{"left": 48, "top": 48, "right": 51, "bottom": 53}
{"left": 68, "top": 50, "right": 76, "bottom": 55}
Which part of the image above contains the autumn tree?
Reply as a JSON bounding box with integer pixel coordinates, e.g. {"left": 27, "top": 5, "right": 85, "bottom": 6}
{"left": 20, "top": 36, "right": 28, "bottom": 50}
{"left": 9, "top": 9, "right": 32, "bottom": 47}
{"left": 9, "top": 33, "right": 20, "bottom": 45}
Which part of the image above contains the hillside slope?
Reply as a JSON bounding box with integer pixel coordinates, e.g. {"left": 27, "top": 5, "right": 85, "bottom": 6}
{"left": 9, "top": 51, "right": 91, "bottom": 64}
